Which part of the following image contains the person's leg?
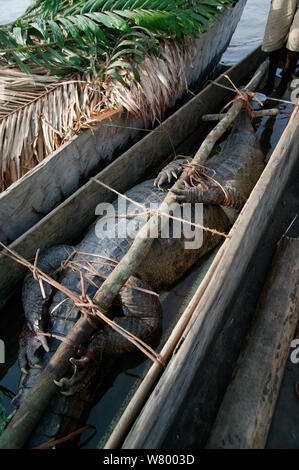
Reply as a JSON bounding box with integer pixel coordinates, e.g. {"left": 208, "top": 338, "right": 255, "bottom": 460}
{"left": 261, "top": 0, "right": 298, "bottom": 95}
{"left": 260, "top": 48, "right": 284, "bottom": 95}
{"left": 272, "top": 5, "right": 299, "bottom": 97}
{"left": 262, "top": 0, "right": 298, "bottom": 53}
{"left": 273, "top": 51, "right": 299, "bottom": 97}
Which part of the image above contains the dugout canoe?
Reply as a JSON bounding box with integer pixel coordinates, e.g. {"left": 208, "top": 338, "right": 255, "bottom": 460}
{"left": 1, "top": 45, "right": 298, "bottom": 449}
{"left": 0, "top": 45, "right": 268, "bottom": 448}
{"left": 0, "top": 0, "right": 246, "bottom": 248}
{"left": 0, "top": 44, "right": 267, "bottom": 309}
{"left": 106, "top": 81, "right": 299, "bottom": 450}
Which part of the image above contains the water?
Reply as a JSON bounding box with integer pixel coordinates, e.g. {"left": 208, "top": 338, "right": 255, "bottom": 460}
{"left": 222, "top": 0, "right": 271, "bottom": 65}
{"left": 0, "top": 0, "right": 32, "bottom": 25}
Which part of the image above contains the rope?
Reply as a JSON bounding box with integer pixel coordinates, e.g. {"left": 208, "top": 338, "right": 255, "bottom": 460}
{"left": 91, "top": 178, "right": 231, "bottom": 239}
{"left": 180, "top": 162, "right": 231, "bottom": 207}
{"left": 36, "top": 331, "right": 85, "bottom": 354}
{"left": 209, "top": 77, "right": 299, "bottom": 107}
{"left": 31, "top": 424, "right": 96, "bottom": 449}
{"left": 0, "top": 242, "right": 164, "bottom": 365}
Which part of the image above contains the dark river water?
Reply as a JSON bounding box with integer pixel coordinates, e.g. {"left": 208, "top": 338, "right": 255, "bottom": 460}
{"left": 0, "top": 0, "right": 293, "bottom": 450}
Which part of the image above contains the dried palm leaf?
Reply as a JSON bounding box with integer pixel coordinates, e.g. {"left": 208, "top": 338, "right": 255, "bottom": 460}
{"left": 0, "top": 33, "right": 205, "bottom": 191}
{"left": 0, "top": 0, "right": 233, "bottom": 191}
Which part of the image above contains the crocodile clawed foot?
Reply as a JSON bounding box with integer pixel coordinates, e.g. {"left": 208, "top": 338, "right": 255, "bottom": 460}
{"left": 18, "top": 324, "right": 49, "bottom": 373}
{"left": 154, "top": 159, "right": 188, "bottom": 189}
{"left": 54, "top": 355, "right": 99, "bottom": 396}
{"left": 154, "top": 168, "right": 178, "bottom": 189}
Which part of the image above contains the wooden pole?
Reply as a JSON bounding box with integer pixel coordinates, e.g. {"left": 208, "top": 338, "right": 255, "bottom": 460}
{"left": 104, "top": 250, "right": 224, "bottom": 449}
{"left": 206, "top": 237, "right": 299, "bottom": 449}
{"left": 93, "top": 60, "right": 268, "bottom": 309}
{"left": 190, "top": 61, "right": 267, "bottom": 165}
{"left": 202, "top": 109, "right": 280, "bottom": 121}
{"left": 120, "top": 106, "right": 299, "bottom": 449}
{"left": 0, "top": 61, "right": 268, "bottom": 449}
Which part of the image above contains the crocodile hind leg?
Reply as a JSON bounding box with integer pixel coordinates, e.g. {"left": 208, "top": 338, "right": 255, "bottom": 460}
{"left": 154, "top": 158, "right": 190, "bottom": 189}
{"left": 154, "top": 161, "right": 245, "bottom": 210}
{"left": 54, "top": 276, "right": 162, "bottom": 395}
{"left": 20, "top": 244, "right": 74, "bottom": 372}
{"left": 171, "top": 180, "right": 246, "bottom": 211}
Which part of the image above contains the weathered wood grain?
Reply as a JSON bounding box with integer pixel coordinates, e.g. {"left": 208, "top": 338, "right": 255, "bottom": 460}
{"left": 121, "top": 105, "right": 299, "bottom": 449}
{"left": 0, "top": 46, "right": 265, "bottom": 309}
{"left": 0, "top": 0, "right": 246, "bottom": 247}
{"left": 206, "top": 237, "right": 299, "bottom": 449}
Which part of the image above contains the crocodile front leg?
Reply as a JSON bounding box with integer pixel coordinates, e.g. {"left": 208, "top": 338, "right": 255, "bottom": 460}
{"left": 20, "top": 244, "right": 73, "bottom": 372}
{"left": 54, "top": 276, "right": 162, "bottom": 395}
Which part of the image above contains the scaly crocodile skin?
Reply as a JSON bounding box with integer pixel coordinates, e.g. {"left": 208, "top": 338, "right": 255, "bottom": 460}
{"left": 9, "top": 110, "right": 264, "bottom": 447}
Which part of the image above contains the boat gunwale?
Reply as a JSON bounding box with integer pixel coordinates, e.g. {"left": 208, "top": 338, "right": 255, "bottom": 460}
{"left": 119, "top": 95, "right": 299, "bottom": 449}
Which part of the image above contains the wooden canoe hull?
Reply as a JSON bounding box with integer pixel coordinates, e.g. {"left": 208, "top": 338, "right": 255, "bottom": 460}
{"left": 119, "top": 100, "right": 299, "bottom": 450}
{"left": 1, "top": 40, "right": 297, "bottom": 450}
{"left": 0, "top": 45, "right": 266, "bottom": 310}
{"left": 4, "top": 43, "right": 298, "bottom": 451}
{"left": 0, "top": 1, "right": 246, "bottom": 247}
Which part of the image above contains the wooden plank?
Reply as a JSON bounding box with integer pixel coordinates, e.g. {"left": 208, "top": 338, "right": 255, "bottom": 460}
{"left": 202, "top": 109, "right": 280, "bottom": 121}
{"left": 0, "top": 46, "right": 265, "bottom": 309}
{"left": 0, "top": 0, "right": 246, "bottom": 247}
{"left": 206, "top": 236, "right": 299, "bottom": 449}
{"left": 0, "top": 112, "right": 144, "bottom": 246}
{"left": 121, "top": 105, "right": 299, "bottom": 449}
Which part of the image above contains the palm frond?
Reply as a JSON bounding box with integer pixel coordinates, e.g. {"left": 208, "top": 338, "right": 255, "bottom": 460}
{"left": 0, "top": 32, "right": 204, "bottom": 191}
{"left": 0, "top": 0, "right": 233, "bottom": 191}
{"left": 0, "top": 0, "right": 232, "bottom": 80}
{"left": 0, "top": 67, "right": 118, "bottom": 190}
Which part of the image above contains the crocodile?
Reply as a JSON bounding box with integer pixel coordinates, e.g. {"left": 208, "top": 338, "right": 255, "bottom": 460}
{"left": 8, "top": 110, "right": 265, "bottom": 448}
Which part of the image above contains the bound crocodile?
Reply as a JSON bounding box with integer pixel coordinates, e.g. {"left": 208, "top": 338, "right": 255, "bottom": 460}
{"left": 9, "top": 110, "right": 265, "bottom": 448}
